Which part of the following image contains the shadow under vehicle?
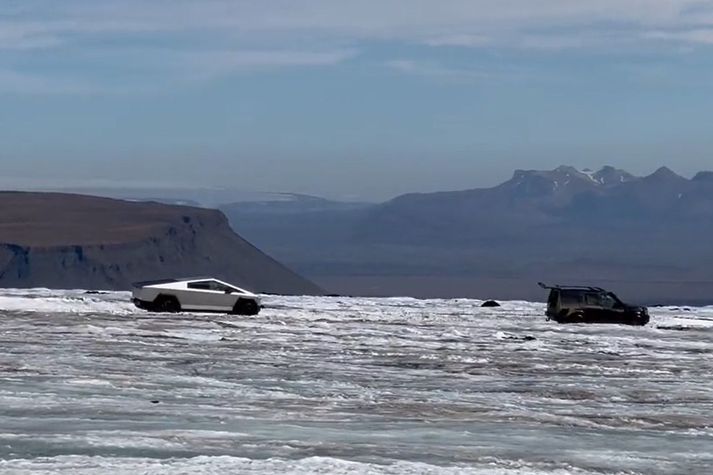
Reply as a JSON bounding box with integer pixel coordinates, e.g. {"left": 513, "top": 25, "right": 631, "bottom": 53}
{"left": 538, "top": 282, "right": 649, "bottom": 326}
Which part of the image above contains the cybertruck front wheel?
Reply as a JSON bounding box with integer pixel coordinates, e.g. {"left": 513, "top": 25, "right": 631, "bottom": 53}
{"left": 232, "top": 298, "right": 260, "bottom": 316}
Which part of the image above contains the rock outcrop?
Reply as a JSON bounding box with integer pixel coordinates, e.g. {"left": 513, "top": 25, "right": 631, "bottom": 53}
{"left": 0, "top": 192, "right": 322, "bottom": 294}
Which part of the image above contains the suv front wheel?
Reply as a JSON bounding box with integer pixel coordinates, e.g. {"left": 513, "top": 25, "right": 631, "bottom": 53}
{"left": 632, "top": 313, "right": 649, "bottom": 326}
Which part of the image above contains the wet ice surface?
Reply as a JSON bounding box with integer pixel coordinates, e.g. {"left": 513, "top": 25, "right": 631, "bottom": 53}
{"left": 0, "top": 290, "right": 712, "bottom": 474}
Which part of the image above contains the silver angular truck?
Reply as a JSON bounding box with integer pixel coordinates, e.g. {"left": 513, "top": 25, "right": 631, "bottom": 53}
{"left": 132, "top": 277, "right": 262, "bottom": 315}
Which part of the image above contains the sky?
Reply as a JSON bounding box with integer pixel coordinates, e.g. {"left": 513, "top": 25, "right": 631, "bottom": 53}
{"left": 2, "top": 0, "right": 713, "bottom": 200}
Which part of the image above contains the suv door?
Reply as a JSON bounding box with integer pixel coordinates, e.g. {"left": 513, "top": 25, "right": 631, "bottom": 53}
{"left": 582, "top": 292, "right": 606, "bottom": 322}
{"left": 597, "top": 292, "right": 627, "bottom": 323}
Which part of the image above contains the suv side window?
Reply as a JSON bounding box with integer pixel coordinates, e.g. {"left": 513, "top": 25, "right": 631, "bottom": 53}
{"left": 560, "top": 290, "right": 581, "bottom": 306}
{"left": 600, "top": 293, "right": 617, "bottom": 308}
{"left": 585, "top": 293, "right": 602, "bottom": 306}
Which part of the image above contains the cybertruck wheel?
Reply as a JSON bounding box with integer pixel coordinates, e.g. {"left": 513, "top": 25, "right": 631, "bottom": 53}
{"left": 153, "top": 295, "right": 181, "bottom": 313}
{"left": 232, "top": 298, "right": 260, "bottom": 316}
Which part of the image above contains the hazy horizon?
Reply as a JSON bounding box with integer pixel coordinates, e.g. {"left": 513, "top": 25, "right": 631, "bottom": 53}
{"left": 0, "top": 163, "right": 707, "bottom": 203}
{"left": 3, "top": 1, "right": 713, "bottom": 200}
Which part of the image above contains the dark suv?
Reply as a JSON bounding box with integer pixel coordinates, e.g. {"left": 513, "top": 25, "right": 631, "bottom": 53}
{"left": 538, "top": 283, "right": 649, "bottom": 326}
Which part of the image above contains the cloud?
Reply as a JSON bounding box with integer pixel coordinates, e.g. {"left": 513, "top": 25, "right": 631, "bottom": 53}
{"left": 0, "top": 48, "right": 356, "bottom": 95}
{"left": 644, "top": 28, "right": 713, "bottom": 45}
{"left": 0, "top": 69, "right": 114, "bottom": 95}
{"left": 0, "top": 18, "right": 70, "bottom": 50}
{"left": 5, "top": 1, "right": 713, "bottom": 50}
{"left": 424, "top": 35, "right": 491, "bottom": 48}
{"left": 385, "top": 59, "right": 492, "bottom": 82}
{"left": 4, "top": 1, "right": 713, "bottom": 94}
{"left": 109, "top": 48, "right": 358, "bottom": 86}
{"left": 172, "top": 49, "right": 358, "bottom": 80}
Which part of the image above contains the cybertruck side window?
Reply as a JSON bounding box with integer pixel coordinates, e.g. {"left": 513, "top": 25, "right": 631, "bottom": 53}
{"left": 211, "top": 282, "right": 234, "bottom": 293}
{"left": 188, "top": 281, "right": 212, "bottom": 290}
{"left": 188, "top": 280, "right": 234, "bottom": 292}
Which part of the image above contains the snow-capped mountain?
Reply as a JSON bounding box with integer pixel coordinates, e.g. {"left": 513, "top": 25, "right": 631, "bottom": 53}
{"left": 221, "top": 165, "right": 713, "bottom": 303}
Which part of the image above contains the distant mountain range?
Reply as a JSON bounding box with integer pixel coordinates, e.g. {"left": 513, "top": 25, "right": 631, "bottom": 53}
{"left": 221, "top": 166, "right": 713, "bottom": 304}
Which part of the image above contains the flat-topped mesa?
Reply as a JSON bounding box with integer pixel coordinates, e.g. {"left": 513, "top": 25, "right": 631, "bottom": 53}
{"left": 0, "top": 192, "right": 322, "bottom": 294}
{"left": 0, "top": 192, "right": 222, "bottom": 247}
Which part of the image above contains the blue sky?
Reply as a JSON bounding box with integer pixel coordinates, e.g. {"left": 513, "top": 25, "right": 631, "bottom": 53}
{"left": 2, "top": 0, "right": 713, "bottom": 200}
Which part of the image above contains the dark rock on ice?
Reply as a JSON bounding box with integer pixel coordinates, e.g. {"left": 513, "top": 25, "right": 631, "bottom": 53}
{"left": 656, "top": 325, "right": 692, "bottom": 331}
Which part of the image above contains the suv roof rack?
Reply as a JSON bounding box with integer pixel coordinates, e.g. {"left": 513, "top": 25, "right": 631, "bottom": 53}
{"left": 538, "top": 282, "right": 605, "bottom": 292}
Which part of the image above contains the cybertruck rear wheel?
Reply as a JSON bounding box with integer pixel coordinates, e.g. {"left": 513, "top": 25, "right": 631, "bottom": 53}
{"left": 232, "top": 298, "right": 260, "bottom": 316}
{"left": 153, "top": 295, "right": 182, "bottom": 313}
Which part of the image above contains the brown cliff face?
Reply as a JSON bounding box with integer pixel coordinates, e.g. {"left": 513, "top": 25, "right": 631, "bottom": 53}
{"left": 0, "top": 192, "right": 322, "bottom": 294}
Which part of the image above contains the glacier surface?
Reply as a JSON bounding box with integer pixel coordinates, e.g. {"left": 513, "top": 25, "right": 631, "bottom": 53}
{"left": 0, "top": 289, "right": 711, "bottom": 474}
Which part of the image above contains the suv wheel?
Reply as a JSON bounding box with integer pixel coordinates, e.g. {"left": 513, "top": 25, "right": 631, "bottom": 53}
{"left": 569, "top": 311, "right": 585, "bottom": 323}
{"left": 633, "top": 313, "right": 649, "bottom": 326}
